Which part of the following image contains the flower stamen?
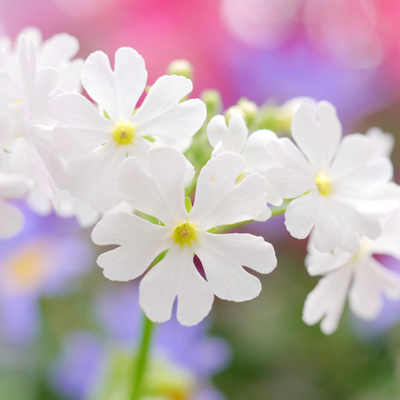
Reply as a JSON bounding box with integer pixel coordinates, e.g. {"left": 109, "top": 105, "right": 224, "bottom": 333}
{"left": 112, "top": 123, "right": 135, "bottom": 146}
{"left": 173, "top": 222, "right": 198, "bottom": 247}
{"left": 315, "top": 172, "right": 331, "bottom": 197}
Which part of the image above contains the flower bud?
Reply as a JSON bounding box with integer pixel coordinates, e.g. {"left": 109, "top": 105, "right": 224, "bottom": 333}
{"left": 167, "top": 59, "right": 193, "bottom": 80}
{"left": 200, "top": 89, "right": 222, "bottom": 119}
{"left": 225, "top": 98, "right": 257, "bottom": 126}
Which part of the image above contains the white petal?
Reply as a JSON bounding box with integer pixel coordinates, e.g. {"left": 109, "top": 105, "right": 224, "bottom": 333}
{"left": 343, "top": 183, "right": 400, "bottom": 216}
{"left": 0, "top": 201, "right": 24, "bottom": 238}
{"left": 266, "top": 185, "right": 283, "bottom": 206}
{"left": 25, "top": 186, "right": 52, "bottom": 215}
{"left": 57, "top": 58, "right": 83, "bottom": 92}
{"left": 66, "top": 143, "right": 126, "bottom": 212}
{"left": 53, "top": 126, "right": 110, "bottom": 160}
{"left": 195, "top": 232, "right": 275, "bottom": 301}
{"left": 56, "top": 190, "right": 100, "bottom": 228}
{"left": 265, "top": 138, "right": 315, "bottom": 199}
{"left": 207, "top": 115, "right": 229, "bottom": 148}
{"left": 152, "top": 135, "right": 193, "bottom": 154}
{"left": 365, "top": 127, "right": 394, "bottom": 158}
{"left": 135, "top": 99, "right": 206, "bottom": 141}
{"left": 253, "top": 204, "right": 272, "bottom": 221}
{"left": 241, "top": 129, "right": 279, "bottom": 175}
{"left": 82, "top": 51, "right": 119, "bottom": 121}
{"left": 29, "top": 127, "right": 66, "bottom": 189}
{"left": 190, "top": 153, "right": 268, "bottom": 230}
{"left": 349, "top": 257, "right": 400, "bottom": 320}
{"left": 0, "top": 174, "right": 29, "bottom": 199}
{"left": 207, "top": 113, "right": 248, "bottom": 153}
{"left": 0, "top": 70, "right": 20, "bottom": 105}
{"left": 373, "top": 208, "right": 400, "bottom": 259}
{"left": 199, "top": 232, "right": 276, "bottom": 274}
{"left": 303, "top": 266, "right": 352, "bottom": 335}
{"left": 19, "top": 27, "right": 42, "bottom": 47}
{"left": 285, "top": 191, "right": 320, "bottom": 240}
{"left": 292, "top": 101, "right": 342, "bottom": 169}
{"left": 38, "top": 33, "right": 79, "bottom": 67}
{"left": 313, "top": 198, "right": 381, "bottom": 253}
{"left": 133, "top": 75, "right": 193, "bottom": 124}
{"left": 114, "top": 47, "right": 147, "bottom": 120}
{"left": 92, "top": 211, "right": 170, "bottom": 281}
{"left": 306, "top": 245, "right": 352, "bottom": 276}
{"left": 334, "top": 158, "right": 392, "bottom": 193}
{"left": 118, "top": 146, "right": 189, "bottom": 226}
{"left": 26, "top": 138, "right": 61, "bottom": 210}
{"left": 139, "top": 245, "right": 187, "bottom": 323}
{"left": 176, "top": 246, "right": 215, "bottom": 326}
{"left": 30, "top": 67, "right": 59, "bottom": 123}
{"left": 47, "top": 93, "right": 113, "bottom": 131}
{"left": 331, "top": 134, "right": 381, "bottom": 178}
{"left": 17, "top": 35, "right": 36, "bottom": 90}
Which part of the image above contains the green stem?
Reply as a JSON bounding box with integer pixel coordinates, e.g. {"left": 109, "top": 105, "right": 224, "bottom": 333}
{"left": 131, "top": 313, "right": 155, "bottom": 400}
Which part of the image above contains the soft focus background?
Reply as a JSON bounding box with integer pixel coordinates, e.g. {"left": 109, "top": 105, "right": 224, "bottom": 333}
{"left": 2, "top": 0, "right": 400, "bottom": 399}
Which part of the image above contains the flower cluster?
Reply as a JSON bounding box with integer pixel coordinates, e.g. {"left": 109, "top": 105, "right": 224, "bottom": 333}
{"left": 1, "top": 28, "right": 400, "bottom": 334}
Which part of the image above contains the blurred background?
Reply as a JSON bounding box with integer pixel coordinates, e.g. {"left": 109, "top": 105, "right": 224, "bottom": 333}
{"left": 1, "top": 0, "right": 400, "bottom": 399}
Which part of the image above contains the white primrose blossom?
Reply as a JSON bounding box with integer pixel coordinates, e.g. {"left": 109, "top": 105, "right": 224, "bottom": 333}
{"left": 266, "top": 100, "right": 400, "bottom": 253}
{"left": 303, "top": 209, "right": 400, "bottom": 335}
{"left": 207, "top": 112, "right": 282, "bottom": 220}
{"left": 0, "top": 27, "right": 83, "bottom": 93}
{"left": 0, "top": 174, "right": 29, "bottom": 238}
{"left": 0, "top": 35, "right": 67, "bottom": 212}
{"left": 47, "top": 47, "right": 207, "bottom": 212}
{"left": 91, "top": 146, "right": 277, "bottom": 326}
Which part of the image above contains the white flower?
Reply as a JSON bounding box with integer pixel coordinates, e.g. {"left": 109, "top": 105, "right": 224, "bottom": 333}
{"left": 91, "top": 146, "right": 277, "bottom": 326}
{"left": 0, "top": 174, "right": 29, "bottom": 238}
{"left": 266, "top": 101, "right": 400, "bottom": 253}
{"left": 303, "top": 208, "right": 400, "bottom": 334}
{"left": 207, "top": 113, "right": 282, "bottom": 220}
{"left": 0, "top": 34, "right": 67, "bottom": 211}
{"left": 48, "top": 47, "right": 207, "bottom": 212}
{"left": 0, "top": 27, "right": 83, "bottom": 93}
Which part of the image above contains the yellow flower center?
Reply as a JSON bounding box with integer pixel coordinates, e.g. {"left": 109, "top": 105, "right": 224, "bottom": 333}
{"left": 173, "top": 222, "right": 198, "bottom": 247}
{"left": 112, "top": 123, "right": 135, "bottom": 146}
{"left": 315, "top": 172, "right": 332, "bottom": 197}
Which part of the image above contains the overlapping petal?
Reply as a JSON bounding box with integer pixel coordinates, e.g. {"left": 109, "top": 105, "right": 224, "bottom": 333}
{"left": 313, "top": 198, "right": 380, "bottom": 253}
{"left": 135, "top": 99, "right": 206, "bottom": 141}
{"left": 190, "top": 153, "right": 268, "bottom": 230}
{"left": 331, "top": 134, "right": 392, "bottom": 189}
{"left": 92, "top": 212, "right": 170, "bottom": 281}
{"left": 118, "top": 146, "right": 190, "bottom": 226}
{"left": 372, "top": 209, "right": 400, "bottom": 259}
{"left": 265, "top": 138, "right": 315, "bottom": 198}
{"left": 292, "top": 101, "right": 341, "bottom": 169}
{"left": 140, "top": 245, "right": 213, "bottom": 325}
{"left": 133, "top": 75, "right": 193, "bottom": 125}
{"left": 349, "top": 257, "right": 400, "bottom": 320}
{"left": 195, "top": 232, "right": 268, "bottom": 302}
{"left": 303, "top": 266, "right": 352, "bottom": 335}
{"left": 66, "top": 143, "right": 127, "bottom": 212}
{"left": 207, "top": 113, "right": 248, "bottom": 153}
{"left": 82, "top": 48, "right": 147, "bottom": 122}
{"left": 241, "top": 129, "right": 279, "bottom": 174}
